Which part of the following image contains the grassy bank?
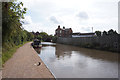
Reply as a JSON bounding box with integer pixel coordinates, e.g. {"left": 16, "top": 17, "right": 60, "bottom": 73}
{"left": 2, "top": 42, "right": 29, "bottom": 65}
{"left": 0, "top": 47, "right": 2, "bottom": 69}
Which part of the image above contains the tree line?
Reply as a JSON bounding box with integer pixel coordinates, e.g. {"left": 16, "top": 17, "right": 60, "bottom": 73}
{"left": 95, "top": 29, "right": 118, "bottom": 37}
{"left": 2, "top": 1, "right": 34, "bottom": 60}
{"left": 32, "top": 31, "right": 57, "bottom": 43}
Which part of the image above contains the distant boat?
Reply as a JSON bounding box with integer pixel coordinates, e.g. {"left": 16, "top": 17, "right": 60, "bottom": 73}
{"left": 32, "top": 39, "right": 42, "bottom": 48}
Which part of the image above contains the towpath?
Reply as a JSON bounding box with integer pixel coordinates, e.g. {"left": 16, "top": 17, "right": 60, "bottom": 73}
{"left": 2, "top": 42, "right": 54, "bottom": 78}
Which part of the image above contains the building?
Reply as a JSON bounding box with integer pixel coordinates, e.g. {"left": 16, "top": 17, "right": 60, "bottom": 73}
{"left": 55, "top": 25, "right": 96, "bottom": 38}
{"left": 55, "top": 25, "right": 73, "bottom": 37}
{"left": 72, "top": 32, "right": 96, "bottom": 37}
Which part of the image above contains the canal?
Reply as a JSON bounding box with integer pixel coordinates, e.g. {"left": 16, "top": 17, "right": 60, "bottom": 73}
{"left": 35, "top": 42, "right": 118, "bottom": 78}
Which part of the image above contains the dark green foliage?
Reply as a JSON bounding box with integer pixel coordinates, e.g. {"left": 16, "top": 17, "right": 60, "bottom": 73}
{"left": 108, "top": 29, "right": 118, "bottom": 35}
{"left": 39, "top": 32, "right": 48, "bottom": 41}
{"left": 2, "top": 1, "right": 34, "bottom": 64}
{"left": 33, "top": 32, "right": 53, "bottom": 42}
{"left": 32, "top": 31, "right": 58, "bottom": 42}
{"left": 103, "top": 31, "right": 107, "bottom": 36}
{"left": 95, "top": 31, "right": 101, "bottom": 36}
{"left": 2, "top": 1, "right": 34, "bottom": 47}
{"left": 2, "top": 2, "right": 26, "bottom": 43}
{"left": 95, "top": 29, "right": 118, "bottom": 37}
{"left": 52, "top": 36, "right": 58, "bottom": 43}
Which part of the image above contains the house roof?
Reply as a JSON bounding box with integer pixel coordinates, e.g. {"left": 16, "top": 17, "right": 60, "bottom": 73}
{"left": 72, "top": 32, "right": 95, "bottom": 35}
{"left": 56, "top": 28, "right": 72, "bottom": 31}
{"left": 55, "top": 28, "right": 63, "bottom": 31}
{"left": 72, "top": 32, "right": 80, "bottom": 35}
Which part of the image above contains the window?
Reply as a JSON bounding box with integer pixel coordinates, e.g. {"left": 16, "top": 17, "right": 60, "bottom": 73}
{"left": 60, "top": 30, "right": 62, "bottom": 33}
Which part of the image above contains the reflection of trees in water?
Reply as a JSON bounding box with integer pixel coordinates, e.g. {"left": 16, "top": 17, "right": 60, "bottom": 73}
{"left": 55, "top": 44, "right": 118, "bottom": 62}
{"left": 55, "top": 44, "right": 73, "bottom": 59}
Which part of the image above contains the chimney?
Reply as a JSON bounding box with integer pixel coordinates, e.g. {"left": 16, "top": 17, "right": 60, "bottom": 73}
{"left": 63, "top": 26, "right": 65, "bottom": 29}
{"left": 58, "top": 25, "right": 60, "bottom": 28}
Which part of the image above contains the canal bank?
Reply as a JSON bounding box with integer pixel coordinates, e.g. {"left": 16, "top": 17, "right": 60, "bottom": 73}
{"left": 57, "top": 35, "right": 120, "bottom": 52}
{"left": 2, "top": 42, "right": 54, "bottom": 78}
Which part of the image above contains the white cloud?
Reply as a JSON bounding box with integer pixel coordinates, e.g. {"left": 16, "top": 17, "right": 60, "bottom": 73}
{"left": 19, "top": 0, "right": 119, "bottom": 34}
{"left": 49, "top": 16, "right": 61, "bottom": 24}
{"left": 21, "top": 16, "right": 32, "bottom": 25}
{"left": 76, "top": 12, "right": 89, "bottom": 20}
{"left": 22, "top": 15, "right": 47, "bottom": 33}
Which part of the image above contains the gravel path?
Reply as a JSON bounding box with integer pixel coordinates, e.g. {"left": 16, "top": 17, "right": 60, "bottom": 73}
{"left": 2, "top": 42, "right": 54, "bottom": 78}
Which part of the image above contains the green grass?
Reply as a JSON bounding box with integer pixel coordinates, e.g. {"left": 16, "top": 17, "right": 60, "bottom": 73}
{"left": 2, "top": 41, "right": 29, "bottom": 65}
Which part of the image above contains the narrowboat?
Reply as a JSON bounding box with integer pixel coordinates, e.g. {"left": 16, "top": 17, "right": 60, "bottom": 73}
{"left": 32, "top": 39, "right": 42, "bottom": 48}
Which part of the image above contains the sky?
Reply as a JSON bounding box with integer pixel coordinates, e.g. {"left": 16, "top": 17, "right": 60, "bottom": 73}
{"left": 20, "top": 0, "right": 119, "bottom": 35}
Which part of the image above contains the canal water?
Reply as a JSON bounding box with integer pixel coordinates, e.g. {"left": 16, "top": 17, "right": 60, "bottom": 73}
{"left": 36, "top": 42, "right": 118, "bottom": 78}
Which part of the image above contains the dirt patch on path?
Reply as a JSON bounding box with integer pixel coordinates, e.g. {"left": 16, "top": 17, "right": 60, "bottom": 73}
{"left": 2, "top": 42, "right": 54, "bottom": 78}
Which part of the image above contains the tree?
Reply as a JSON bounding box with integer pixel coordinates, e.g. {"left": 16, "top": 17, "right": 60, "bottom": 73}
{"left": 113, "top": 30, "right": 118, "bottom": 34}
{"left": 95, "top": 31, "right": 101, "bottom": 36}
{"left": 108, "top": 29, "right": 118, "bottom": 35}
{"left": 39, "top": 32, "right": 48, "bottom": 36}
{"left": 2, "top": 1, "right": 34, "bottom": 48}
{"left": 108, "top": 29, "right": 114, "bottom": 35}
{"left": 103, "top": 31, "right": 107, "bottom": 36}
{"left": 52, "top": 36, "right": 58, "bottom": 43}
{"left": 39, "top": 32, "right": 48, "bottom": 41}
{"left": 2, "top": 1, "right": 36, "bottom": 64}
{"left": 2, "top": 2, "right": 27, "bottom": 43}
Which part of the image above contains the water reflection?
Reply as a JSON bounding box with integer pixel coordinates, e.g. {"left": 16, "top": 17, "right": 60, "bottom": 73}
{"left": 55, "top": 44, "right": 72, "bottom": 59}
{"left": 55, "top": 44, "right": 118, "bottom": 62}
{"left": 34, "top": 48, "right": 41, "bottom": 54}
{"left": 39, "top": 42, "right": 118, "bottom": 78}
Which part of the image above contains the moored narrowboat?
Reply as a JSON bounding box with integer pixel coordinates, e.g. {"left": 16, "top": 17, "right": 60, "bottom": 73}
{"left": 32, "top": 39, "right": 42, "bottom": 48}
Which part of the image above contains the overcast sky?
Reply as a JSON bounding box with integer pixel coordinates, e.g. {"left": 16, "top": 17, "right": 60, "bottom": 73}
{"left": 20, "top": 0, "right": 119, "bottom": 35}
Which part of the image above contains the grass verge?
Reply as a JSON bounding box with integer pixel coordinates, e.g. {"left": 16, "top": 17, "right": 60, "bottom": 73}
{"left": 0, "top": 47, "right": 2, "bottom": 69}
